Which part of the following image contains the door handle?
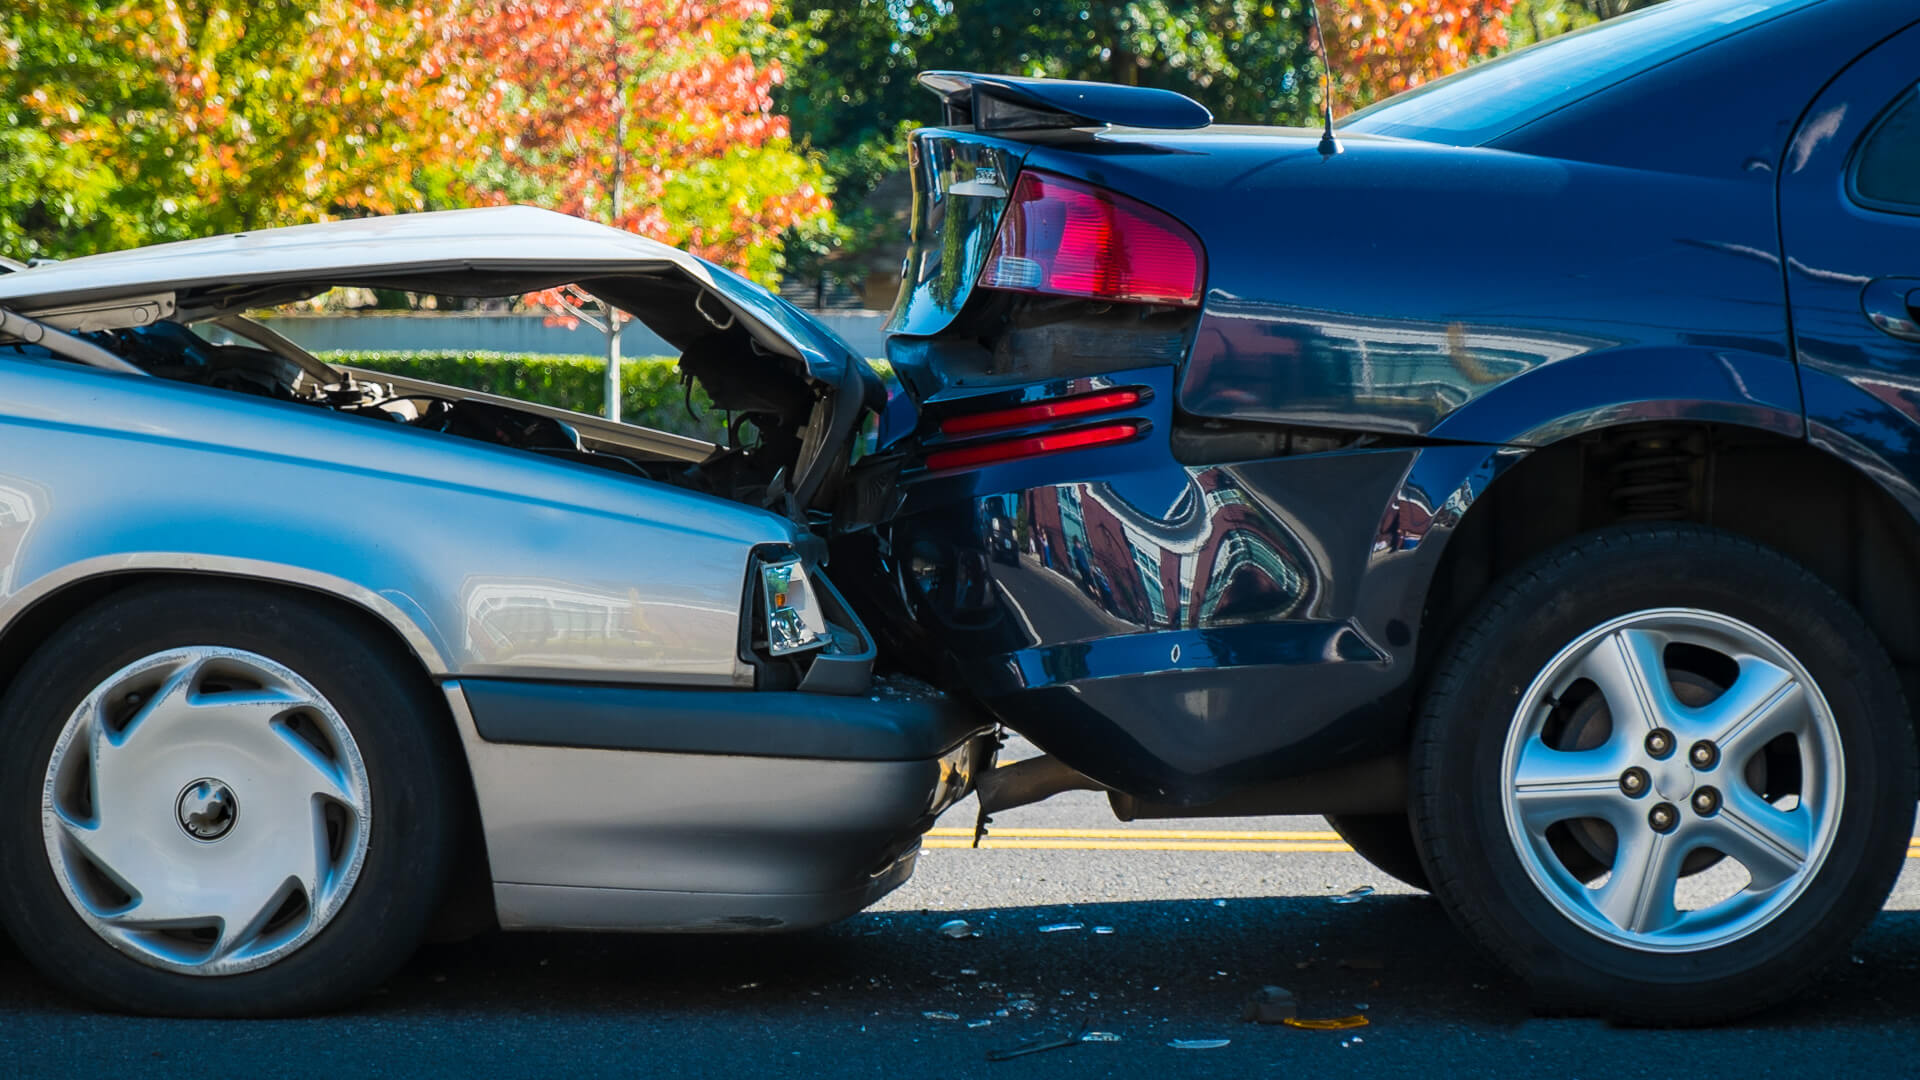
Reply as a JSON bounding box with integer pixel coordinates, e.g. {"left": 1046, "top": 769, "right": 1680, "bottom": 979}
{"left": 1864, "top": 277, "right": 1920, "bottom": 342}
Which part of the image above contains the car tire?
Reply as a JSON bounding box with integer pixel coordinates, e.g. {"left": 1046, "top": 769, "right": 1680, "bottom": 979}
{"left": 0, "top": 581, "right": 461, "bottom": 1016}
{"left": 1411, "top": 523, "right": 1916, "bottom": 1025}
{"left": 1325, "top": 813, "right": 1429, "bottom": 892}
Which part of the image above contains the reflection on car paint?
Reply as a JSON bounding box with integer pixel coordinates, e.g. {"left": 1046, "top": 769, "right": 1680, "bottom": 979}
{"left": 1004, "top": 471, "right": 1320, "bottom": 634}
{"left": 460, "top": 578, "right": 737, "bottom": 673}
{"left": 1180, "top": 296, "right": 1616, "bottom": 435}
{"left": 888, "top": 132, "right": 1025, "bottom": 337}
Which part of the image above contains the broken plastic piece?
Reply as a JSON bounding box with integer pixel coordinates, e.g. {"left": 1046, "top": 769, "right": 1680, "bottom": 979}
{"left": 1168, "top": 1039, "right": 1231, "bottom": 1049}
{"left": 1282, "top": 1015, "right": 1370, "bottom": 1031}
{"left": 924, "top": 1011, "right": 961, "bottom": 1021}
{"left": 1081, "top": 1032, "right": 1122, "bottom": 1042}
{"left": 1329, "top": 885, "right": 1375, "bottom": 904}
{"left": 986, "top": 1024, "right": 1088, "bottom": 1062}
{"left": 1092, "top": 925, "right": 1115, "bottom": 935}
{"left": 1038, "top": 922, "right": 1085, "bottom": 933}
{"left": 939, "top": 918, "right": 979, "bottom": 939}
{"left": 1242, "top": 985, "right": 1298, "bottom": 1024}
{"left": 968, "top": 1019, "right": 993, "bottom": 1029}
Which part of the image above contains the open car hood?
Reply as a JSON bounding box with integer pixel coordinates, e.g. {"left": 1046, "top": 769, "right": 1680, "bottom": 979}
{"left": 0, "top": 205, "right": 870, "bottom": 385}
{"left": 0, "top": 206, "right": 885, "bottom": 513}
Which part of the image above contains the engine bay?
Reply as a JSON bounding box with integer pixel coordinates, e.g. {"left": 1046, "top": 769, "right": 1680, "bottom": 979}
{"left": 41, "top": 306, "right": 831, "bottom": 512}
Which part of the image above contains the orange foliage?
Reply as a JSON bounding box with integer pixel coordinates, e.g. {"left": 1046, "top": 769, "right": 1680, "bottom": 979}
{"left": 452, "top": 0, "right": 829, "bottom": 280}
{"left": 1322, "top": 0, "right": 1517, "bottom": 111}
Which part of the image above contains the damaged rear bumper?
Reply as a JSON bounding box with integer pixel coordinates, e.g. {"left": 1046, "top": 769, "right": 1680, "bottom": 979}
{"left": 442, "top": 678, "right": 996, "bottom": 932}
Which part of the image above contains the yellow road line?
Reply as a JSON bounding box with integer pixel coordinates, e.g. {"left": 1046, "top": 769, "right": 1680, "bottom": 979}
{"left": 926, "top": 827, "right": 1343, "bottom": 841}
{"left": 925, "top": 839, "right": 1354, "bottom": 852}
{"left": 912, "top": 829, "right": 1920, "bottom": 857}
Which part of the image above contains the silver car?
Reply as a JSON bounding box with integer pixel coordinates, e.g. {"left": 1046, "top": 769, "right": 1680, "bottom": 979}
{"left": 0, "top": 206, "right": 993, "bottom": 1016}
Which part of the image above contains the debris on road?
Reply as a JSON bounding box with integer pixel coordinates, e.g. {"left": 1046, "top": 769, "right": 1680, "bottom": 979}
{"left": 1242, "top": 985, "right": 1298, "bottom": 1024}
{"left": 968, "top": 1020, "right": 993, "bottom": 1029}
{"left": 1038, "top": 922, "right": 1085, "bottom": 933}
{"left": 923, "top": 1011, "right": 961, "bottom": 1021}
{"left": 938, "top": 919, "right": 979, "bottom": 939}
{"left": 1282, "top": 1015, "right": 1371, "bottom": 1031}
{"left": 1092, "top": 926, "right": 1115, "bottom": 935}
{"left": 1082, "top": 1032, "right": 1122, "bottom": 1042}
{"left": 1168, "top": 1038, "right": 1232, "bottom": 1049}
{"left": 1329, "top": 885, "right": 1375, "bottom": 904}
{"left": 986, "top": 1024, "right": 1090, "bottom": 1062}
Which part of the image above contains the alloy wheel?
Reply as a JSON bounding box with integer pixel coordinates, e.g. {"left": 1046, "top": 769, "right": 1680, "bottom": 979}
{"left": 1499, "top": 608, "right": 1843, "bottom": 953}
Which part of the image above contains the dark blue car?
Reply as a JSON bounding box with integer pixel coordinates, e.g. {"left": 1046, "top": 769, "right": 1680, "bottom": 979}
{"left": 840, "top": 0, "right": 1920, "bottom": 1023}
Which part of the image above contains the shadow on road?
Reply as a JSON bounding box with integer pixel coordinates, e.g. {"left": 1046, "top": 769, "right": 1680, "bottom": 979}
{"left": 4, "top": 894, "right": 1919, "bottom": 1031}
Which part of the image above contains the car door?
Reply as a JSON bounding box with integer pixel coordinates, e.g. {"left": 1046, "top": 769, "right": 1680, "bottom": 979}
{"left": 1782, "top": 21, "right": 1920, "bottom": 492}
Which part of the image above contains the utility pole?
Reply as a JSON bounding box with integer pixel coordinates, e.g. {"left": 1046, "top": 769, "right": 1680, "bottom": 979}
{"left": 603, "top": 2, "right": 630, "bottom": 423}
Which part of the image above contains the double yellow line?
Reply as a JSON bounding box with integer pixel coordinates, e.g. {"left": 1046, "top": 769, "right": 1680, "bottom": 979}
{"left": 925, "top": 826, "right": 1353, "bottom": 853}
{"left": 928, "top": 827, "right": 1920, "bottom": 857}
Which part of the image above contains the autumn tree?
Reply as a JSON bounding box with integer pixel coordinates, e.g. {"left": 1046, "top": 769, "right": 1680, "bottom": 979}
{"left": 2, "top": 0, "right": 470, "bottom": 260}
{"left": 454, "top": 0, "right": 830, "bottom": 286}
{"left": 1322, "top": 0, "right": 1519, "bottom": 109}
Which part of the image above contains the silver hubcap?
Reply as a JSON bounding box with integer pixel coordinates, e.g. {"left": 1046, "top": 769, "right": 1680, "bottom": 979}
{"left": 176, "top": 779, "right": 238, "bottom": 841}
{"left": 1500, "top": 608, "right": 1843, "bottom": 953}
{"left": 40, "top": 647, "right": 372, "bottom": 975}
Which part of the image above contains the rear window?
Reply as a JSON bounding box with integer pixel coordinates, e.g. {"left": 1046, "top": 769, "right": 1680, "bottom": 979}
{"left": 1339, "top": 0, "right": 1823, "bottom": 146}
{"left": 1855, "top": 87, "right": 1920, "bottom": 213}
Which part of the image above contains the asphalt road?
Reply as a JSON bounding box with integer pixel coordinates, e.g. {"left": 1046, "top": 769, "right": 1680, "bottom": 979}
{"left": 6, "top": 740, "right": 1920, "bottom": 1078}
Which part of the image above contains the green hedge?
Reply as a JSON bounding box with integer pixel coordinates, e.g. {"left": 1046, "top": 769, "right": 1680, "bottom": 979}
{"left": 324, "top": 350, "right": 731, "bottom": 442}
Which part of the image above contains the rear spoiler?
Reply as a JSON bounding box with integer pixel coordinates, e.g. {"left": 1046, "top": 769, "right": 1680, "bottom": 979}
{"left": 917, "top": 71, "right": 1212, "bottom": 132}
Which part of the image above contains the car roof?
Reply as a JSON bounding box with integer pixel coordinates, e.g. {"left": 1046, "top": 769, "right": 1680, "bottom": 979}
{"left": 0, "top": 205, "right": 705, "bottom": 309}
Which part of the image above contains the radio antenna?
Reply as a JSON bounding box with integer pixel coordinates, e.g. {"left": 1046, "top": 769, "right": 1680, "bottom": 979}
{"left": 1306, "top": 0, "right": 1343, "bottom": 156}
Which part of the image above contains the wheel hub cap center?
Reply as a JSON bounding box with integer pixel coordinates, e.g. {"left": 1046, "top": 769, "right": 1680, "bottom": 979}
{"left": 176, "top": 778, "right": 238, "bottom": 842}
{"left": 1650, "top": 758, "right": 1695, "bottom": 802}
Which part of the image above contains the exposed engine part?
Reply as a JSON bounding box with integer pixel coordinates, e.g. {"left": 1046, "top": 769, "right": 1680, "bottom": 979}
{"left": 41, "top": 315, "right": 828, "bottom": 510}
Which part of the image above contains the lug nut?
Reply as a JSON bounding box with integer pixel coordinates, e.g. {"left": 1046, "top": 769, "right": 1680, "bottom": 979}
{"left": 1692, "top": 786, "right": 1721, "bottom": 816}
{"left": 1648, "top": 802, "right": 1679, "bottom": 833}
{"left": 1620, "top": 767, "right": 1650, "bottom": 798}
{"left": 1690, "top": 740, "right": 1719, "bottom": 769}
{"left": 1645, "top": 729, "right": 1675, "bottom": 758}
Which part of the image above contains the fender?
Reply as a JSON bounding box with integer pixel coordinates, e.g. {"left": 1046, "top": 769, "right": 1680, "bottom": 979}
{"left": 0, "top": 553, "right": 451, "bottom": 675}
{"left": 1425, "top": 342, "right": 1805, "bottom": 447}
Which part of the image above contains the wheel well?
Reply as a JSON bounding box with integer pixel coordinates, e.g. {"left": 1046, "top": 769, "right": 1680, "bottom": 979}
{"left": 0, "top": 570, "right": 497, "bottom": 935}
{"left": 1423, "top": 422, "right": 1920, "bottom": 728}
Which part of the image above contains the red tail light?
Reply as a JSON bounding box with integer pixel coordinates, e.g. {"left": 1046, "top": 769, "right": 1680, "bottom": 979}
{"left": 980, "top": 171, "right": 1205, "bottom": 307}
{"left": 925, "top": 423, "right": 1142, "bottom": 471}
{"left": 939, "top": 388, "right": 1144, "bottom": 436}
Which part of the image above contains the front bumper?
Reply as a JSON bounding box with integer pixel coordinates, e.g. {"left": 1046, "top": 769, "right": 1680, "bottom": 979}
{"left": 443, "top": 678, "right": 995, "bottom": 932}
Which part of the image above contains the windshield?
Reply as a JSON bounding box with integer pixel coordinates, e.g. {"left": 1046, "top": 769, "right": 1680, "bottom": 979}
{"left": 1339, "top": 0, "right": 1824, "bottom": 146}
